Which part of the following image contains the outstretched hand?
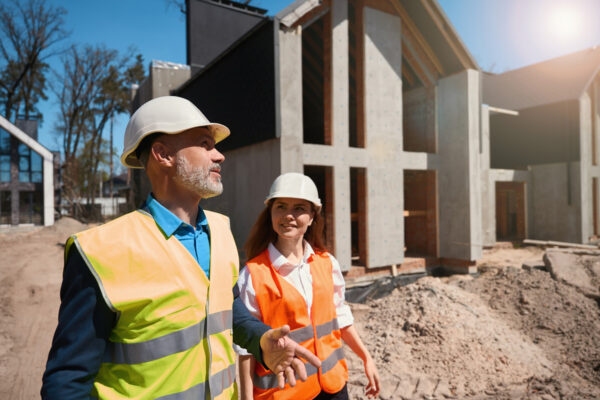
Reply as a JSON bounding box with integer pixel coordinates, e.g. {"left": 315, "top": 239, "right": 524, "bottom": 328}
{"left": 259, "top": 325, "right": 321, "bottom": 389}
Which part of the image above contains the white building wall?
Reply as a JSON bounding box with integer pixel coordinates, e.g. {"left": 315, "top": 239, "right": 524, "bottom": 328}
{"left": 363, "top": 6, "right": 404, "bottom": 268}
{"left": 437, "top": 69, "right": 482, "bottom": 261}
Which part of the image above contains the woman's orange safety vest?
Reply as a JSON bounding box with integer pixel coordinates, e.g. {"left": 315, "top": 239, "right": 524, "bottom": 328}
{"left": 65, "top": 209, "right": 239, "bottom": 399}
{"left": 246, "top": 248, "right": 348, "bottom": 400}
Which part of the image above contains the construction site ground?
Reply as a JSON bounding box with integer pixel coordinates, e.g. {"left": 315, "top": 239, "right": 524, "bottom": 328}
{"left": 1, "top": 218, "right": 599, "bottom": 399}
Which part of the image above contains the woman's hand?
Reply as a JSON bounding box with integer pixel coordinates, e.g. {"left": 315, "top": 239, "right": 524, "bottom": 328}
{"left": 363, "top": 354, "right": 380, "bottom": 398}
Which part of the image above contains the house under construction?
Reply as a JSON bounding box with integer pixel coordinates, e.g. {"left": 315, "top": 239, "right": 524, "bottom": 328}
{"left": 482, "top": 47, "right": 600, "bottom": 245}
{"left": 169, "top": 0, "right": 483, "bottom": 276}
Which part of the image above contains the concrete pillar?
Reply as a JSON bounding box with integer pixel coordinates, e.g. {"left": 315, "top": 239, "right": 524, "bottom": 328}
{"left": 275, "top": 24, "right": 303, "bottom": 173}
{"left": 438, "top": 69, "right": 482, "bottom": 261}
{"left": 480, "top": 105, "right": 495, "bottom": 246}
{"left": 363, "top": 6, "right": 404, "bottom": 268}
{"left": 331, "top": 0, "right": 349, "bottom": 148}
{"left": 579, "top": 92, "right": 593, "bottom": 242}
{"left": 43, "top": 156, "right": 54, "bottom": 226}
{"left": 330, "top": 0, "right": 351, "bottom": 268}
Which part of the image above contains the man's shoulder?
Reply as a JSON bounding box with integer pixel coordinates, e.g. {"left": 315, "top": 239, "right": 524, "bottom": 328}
{"left": 73, "top": 210, "right": 149, "bottom": 237}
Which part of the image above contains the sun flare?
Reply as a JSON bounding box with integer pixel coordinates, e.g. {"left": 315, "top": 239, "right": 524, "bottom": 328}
{"left": 547, "top": 5, "right": 582, "bottom": 41}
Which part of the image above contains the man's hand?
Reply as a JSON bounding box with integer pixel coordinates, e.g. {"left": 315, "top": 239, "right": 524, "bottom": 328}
{"left": 259, "top": 325, "right": 321, "bottom": 389}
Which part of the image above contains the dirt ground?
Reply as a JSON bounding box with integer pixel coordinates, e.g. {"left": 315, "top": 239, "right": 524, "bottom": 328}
{"left": 1, "top": 223, "right": 599, "bottom": 399}
{"left": 346, "top": 246, "right": 600, "bottom": 399}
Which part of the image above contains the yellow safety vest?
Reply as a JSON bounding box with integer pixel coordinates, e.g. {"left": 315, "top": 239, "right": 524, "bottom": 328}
{"left": 66, "top": 209, "right": 239, "bottom": 399}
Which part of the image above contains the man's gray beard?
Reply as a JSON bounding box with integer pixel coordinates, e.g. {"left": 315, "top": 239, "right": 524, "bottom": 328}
{"left": 174, "top": 155, "right": 223, "bottom": 198}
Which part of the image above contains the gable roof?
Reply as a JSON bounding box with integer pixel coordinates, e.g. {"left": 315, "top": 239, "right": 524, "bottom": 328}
{"left": 483, "top": 46, "right": 600, "bottom": 111}
{"left": 0, "top": 114, "right": 53, "bottom": 160}
{"left": 276, "top": 0, "right": 479, "bottom": 74}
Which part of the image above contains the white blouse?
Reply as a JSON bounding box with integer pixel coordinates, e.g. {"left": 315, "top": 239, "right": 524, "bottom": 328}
{"left": 235, "top": 241, "right": 354, "bottom": 355}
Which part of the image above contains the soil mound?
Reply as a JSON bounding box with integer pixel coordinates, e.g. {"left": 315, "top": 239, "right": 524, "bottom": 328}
{"left": 40, "top": 216, "right": 87, "bottom": 239}
{"left": 347, "top": 268, "right": 600, "bottom": 399}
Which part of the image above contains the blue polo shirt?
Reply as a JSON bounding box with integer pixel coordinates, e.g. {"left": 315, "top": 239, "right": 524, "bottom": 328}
{"left": 144, "top": 194, "right": 211, "bottom": 278}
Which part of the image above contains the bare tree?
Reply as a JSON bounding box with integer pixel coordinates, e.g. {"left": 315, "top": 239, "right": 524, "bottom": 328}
{"left": 0, "top": 0, "right": 68, "bottom": 120}
{"left": 54, "top": 45, "right": 145, "bottom": 218}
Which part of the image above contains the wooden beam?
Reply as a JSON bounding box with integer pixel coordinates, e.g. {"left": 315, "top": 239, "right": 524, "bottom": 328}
{"left": 401, "top": 62, "right": 416, "bottom": 87}
{"left": 417, "top": 0, "right": 477, "bottom": 70}
{"left": 323, "top": 8, "right": 332, "bottom": 145}
{"left": 388, "top": 0, "right": 445, "bottom": 76}
{"left": 401, "top": 42, "right": 434, "bottom": 87}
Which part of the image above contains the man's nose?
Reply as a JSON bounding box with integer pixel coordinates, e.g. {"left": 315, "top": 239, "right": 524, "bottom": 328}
{"left": 212, "top": 148, "right": 225, "bottom": 163}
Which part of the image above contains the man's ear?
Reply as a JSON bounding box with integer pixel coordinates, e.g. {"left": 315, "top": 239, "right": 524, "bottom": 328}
{"left": 150, "top": 140, "right": 175, "bottom": 167}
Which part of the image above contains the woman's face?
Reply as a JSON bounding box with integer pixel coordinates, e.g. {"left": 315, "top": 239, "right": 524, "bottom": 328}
{"left": 271, "top": 198, "right": 315, "bottom": 241}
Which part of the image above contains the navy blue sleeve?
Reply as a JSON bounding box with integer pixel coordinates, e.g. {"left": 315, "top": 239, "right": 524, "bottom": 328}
{"left": 41, "top": 247, "right": 116, "bottom": 400}
{"left": 232, "top": 288, "right": 270, "bottom": 367}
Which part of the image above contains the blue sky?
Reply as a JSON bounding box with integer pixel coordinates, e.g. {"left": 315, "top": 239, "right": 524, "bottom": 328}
{"left": 36, "top": 0, "right": 600, "bottom": 167}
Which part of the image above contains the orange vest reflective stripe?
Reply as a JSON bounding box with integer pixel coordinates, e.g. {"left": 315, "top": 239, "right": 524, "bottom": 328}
{"left": 66, "top": 210, "right": 239, "bottom": 399}
{"left": 246, "top": 249, "right": 348, "bottom": 400}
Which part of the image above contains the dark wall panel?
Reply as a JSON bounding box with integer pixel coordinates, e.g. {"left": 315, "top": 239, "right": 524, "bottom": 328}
{"left": 178, "top": 20, "right": 276, "bottom": 152}
{"left": 490, "top": 100, "right": 580, "bottom": 169}
{"left": 187, "top": 0, "right": 266, "bottom": 73}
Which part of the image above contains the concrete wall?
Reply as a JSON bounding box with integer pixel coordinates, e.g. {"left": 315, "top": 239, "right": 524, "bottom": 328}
{"left": 275, "top": 23, "right": 304, "bottom": 173}
{"left": 437, "top": 69, "right": 482, "bottom": 260}
{"left": 489, "top": 100, "right": 580, "bottom": 169}
{"left": 580, "top": 91, "right": 594, "bottom": 242}
{"left": 330, "top": 0, "right": 351, "bottom": 268}
{"left": 529, "top": 162, "right": 581, "bottom": 242}
{"left": 481, "top": 105, "right": 531, "bottom": 245}
{"left": 200, "top": 139, "right": 281, "bottom": 260}
{"left": 363, "top": 6, "right": 404, "bottom": 267}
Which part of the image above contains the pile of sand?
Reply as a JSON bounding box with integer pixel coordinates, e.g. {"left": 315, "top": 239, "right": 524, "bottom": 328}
{"left": 346, "top": 266, "right": 600, "bottom": 399}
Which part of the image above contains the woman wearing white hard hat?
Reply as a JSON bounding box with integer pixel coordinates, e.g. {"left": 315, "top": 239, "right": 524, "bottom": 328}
{"left": 236, "top": 173, "right": 380, "bottom": 400}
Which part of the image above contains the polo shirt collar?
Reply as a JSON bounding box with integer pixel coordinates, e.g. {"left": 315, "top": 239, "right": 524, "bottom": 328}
{"left": 145, "top": 193, "right": 208, "bottom": 238}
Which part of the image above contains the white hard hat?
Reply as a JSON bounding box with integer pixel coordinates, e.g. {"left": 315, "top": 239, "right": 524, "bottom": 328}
{"left": 120, "top": 96, "right": 230, "bottom": 168}
{"left": 265, "top": 173, "right": 322, "bottom": 211}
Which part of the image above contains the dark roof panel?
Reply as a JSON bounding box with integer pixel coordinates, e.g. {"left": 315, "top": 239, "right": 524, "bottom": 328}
{"left": 483, "top": 47, "right": 600, "bottom": 110}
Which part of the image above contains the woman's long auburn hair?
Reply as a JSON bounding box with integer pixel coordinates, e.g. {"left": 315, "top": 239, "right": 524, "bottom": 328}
{"left": 244, "top": 199, "right": 327, "bottom": 261}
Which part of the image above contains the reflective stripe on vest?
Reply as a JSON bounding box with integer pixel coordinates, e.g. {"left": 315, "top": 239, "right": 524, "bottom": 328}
{"left": 103, "top": 309, "right": 232, "bottom": 364}
{"left": 246, "top": 249, "right": 348, "bottom": 399}
{"left": 70, "top": 210, "right": 239, "bottom": 399}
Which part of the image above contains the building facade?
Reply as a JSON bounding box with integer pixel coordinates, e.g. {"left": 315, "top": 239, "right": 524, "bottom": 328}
{"left": 172, "top": 0, "right": 483, "bottom": 275}
{"left": 0, "top": 115, "right": 55, "bottom": 226}
{"left": 482, "top": 47, "right": 600, "bottom": 245}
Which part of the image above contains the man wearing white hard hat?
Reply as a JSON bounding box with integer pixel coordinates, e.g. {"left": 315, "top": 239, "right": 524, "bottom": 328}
{"left": 42, "top": 96, "right": 320, "bottom": 399}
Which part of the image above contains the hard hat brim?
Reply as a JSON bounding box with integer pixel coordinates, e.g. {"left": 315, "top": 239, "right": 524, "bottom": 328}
{"left": 264, "top": 192, "right": 322, "bottom": 212}
{"left": 120, "top": 122, "right": 230, "bottom": 169}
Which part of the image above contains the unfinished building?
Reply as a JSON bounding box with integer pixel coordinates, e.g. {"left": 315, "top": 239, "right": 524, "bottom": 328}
{"left": 482, "top": 47, "right": 600, "bottom": 245}
{"left": 0, "top": 116, "right": 55, "bottom": 226}
{"left": 167, "top": 0, "right": 483, "bottom": 276}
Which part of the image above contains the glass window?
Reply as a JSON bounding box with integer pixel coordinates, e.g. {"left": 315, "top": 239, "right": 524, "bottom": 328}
{"left": 31, "top": 191, "right": 43, "bottom": 225}
{"left": 19, "top": 155, "right": 30, "bottom": 171}
{"left": 19, "top": 191, "right": 32, "bottom": 224}
{"left": 18, "top": 142, "right": 29, "bottom": 156}
{"left": 0, "top": 128, "right": 9, "bottom": 154}
{"left": 19, "top": 191, "right": 43, "bottom": 225}
{"left": 18, "top": 142, "right": 33, "bottom": 183}
{"left": 31, "top": 152, "right": 42, "bottom": 183}
{"left": 0, "top": 155, "right": 9, "bottom": 182}
{"left": 31, "top": 151, "right": 42, "bottom": 171}
{"left": 0, "top": 191, "right": 11, "bottom": 224}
